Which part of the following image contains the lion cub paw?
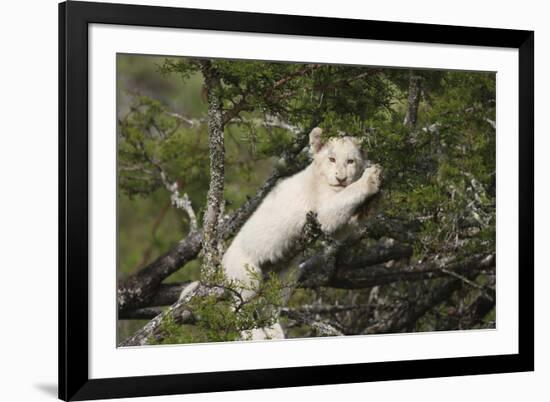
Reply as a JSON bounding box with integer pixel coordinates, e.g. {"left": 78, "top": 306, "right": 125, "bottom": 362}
{"left": 361, "top": 164, "right": 382, "bottom": 194}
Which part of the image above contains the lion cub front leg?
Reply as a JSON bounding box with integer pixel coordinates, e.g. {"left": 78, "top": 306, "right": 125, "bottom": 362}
{"left": 317, "top": 164, "right": 382, "bottom": 234}
{"left": 361, "top": 163, "right": 382, "bottom": 198}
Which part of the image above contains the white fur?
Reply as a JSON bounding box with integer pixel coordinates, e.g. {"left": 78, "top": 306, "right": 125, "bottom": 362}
{"left": 222, "top": 127, "right": 381, "bottom": 340}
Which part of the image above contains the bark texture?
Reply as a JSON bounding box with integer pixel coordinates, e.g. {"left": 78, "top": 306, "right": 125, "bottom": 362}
{"left": 199, "top": 60, "right": 226, "bottom": 277}
{"left": 404, "top": 70, "right": 422, "bottom": 128}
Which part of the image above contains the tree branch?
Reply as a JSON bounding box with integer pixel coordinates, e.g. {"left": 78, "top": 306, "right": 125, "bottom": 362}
{"left": 298, "top": 238, "right": 413, "bottom": 287}
{"left": 280, "top": 304, "right": 369, "bottom": 316}
{"left": 119, "top": 307, "right": 164, "bottom": 320}
{"left": 122, "top": 252, "right": 492, "bottom": 313}
{"left": 283, "top": 309, "right": 344, "bottom": 337}
{"left": 227, "top": 115, "right": 301, "bottom": 135}
{"left": 363, "top": 277, "right": 463, "bottom": 334}
{"left": 159, "top": 171, "right": 198, "bottom": 232}
{"left": 117, "top": 231, "right": 202, "bottom": 313}
{"left": 322, "top": 253, "right": 494, "bottom": 290}
{"left": 119, "top": 281, "right": 202, "bottom": 346}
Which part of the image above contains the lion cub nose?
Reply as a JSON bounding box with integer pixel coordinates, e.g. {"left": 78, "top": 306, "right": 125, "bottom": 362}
{"left": 336, "top": 177, "right": 347, "bottom": 184}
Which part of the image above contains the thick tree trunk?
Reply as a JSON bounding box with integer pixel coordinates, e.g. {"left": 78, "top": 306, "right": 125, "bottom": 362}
{"left": 403, "top": 70, "right": 422, "bottom": 129}
{"left": 199, "top": 60, "right": 225, "bottom": 278}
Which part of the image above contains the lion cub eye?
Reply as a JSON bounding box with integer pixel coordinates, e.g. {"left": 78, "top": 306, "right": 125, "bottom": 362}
{"left": 329, "top": 157, "right": 336, "bottom": 163}
{"left": 347, "top": 159, "right": 355, "bottom": 164}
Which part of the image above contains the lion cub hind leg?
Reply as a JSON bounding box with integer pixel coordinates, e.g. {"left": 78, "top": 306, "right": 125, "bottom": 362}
{"left": 223, "top": 245, "right": 286, "bottom": 340}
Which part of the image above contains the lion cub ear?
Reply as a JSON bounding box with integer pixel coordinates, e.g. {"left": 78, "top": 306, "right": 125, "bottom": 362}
{"left": 350, "top": 136, "right": 366, "bottom": 148}
{"left": 309, "top": 127, "right": 324, "bottom": 153}
{"left": 350, "top": 136, "right": 368, "bottom": 159}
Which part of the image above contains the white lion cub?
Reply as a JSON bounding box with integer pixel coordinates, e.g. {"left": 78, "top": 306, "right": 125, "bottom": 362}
{"left": 222, "top": 127, "right": 382, "bottom": 340}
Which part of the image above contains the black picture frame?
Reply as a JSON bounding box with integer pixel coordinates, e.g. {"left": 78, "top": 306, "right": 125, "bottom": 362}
{"left": 59, "top": 1, "right": 534, "bottom": 400}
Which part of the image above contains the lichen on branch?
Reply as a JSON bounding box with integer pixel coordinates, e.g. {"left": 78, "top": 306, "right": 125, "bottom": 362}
{"left": 198, "top": 60, "right": 226, "bottom": 278}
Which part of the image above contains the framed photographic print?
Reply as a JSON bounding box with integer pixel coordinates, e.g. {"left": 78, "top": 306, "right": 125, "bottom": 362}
{"left": 59, "top": 1, "right": 534, "bottom": 400}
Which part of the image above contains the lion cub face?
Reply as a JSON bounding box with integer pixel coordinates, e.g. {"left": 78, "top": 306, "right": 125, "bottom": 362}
{"left": 309, "top": 127, "right": 366, "bottom": 192}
